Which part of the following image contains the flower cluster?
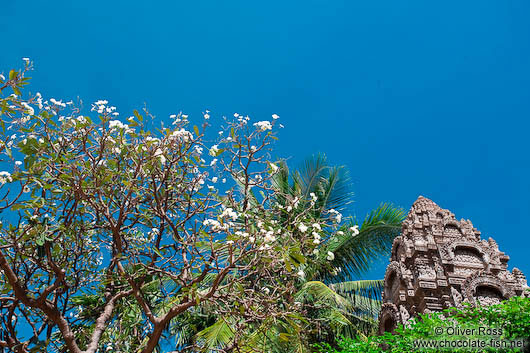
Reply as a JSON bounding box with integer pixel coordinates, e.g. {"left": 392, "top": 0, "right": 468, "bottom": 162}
{"left": 253, "top": 120, "right": 273, "bottom": 131}
{"left": 328, "top": 208, "right": 342, "bottom": 223}
{"left": 0, "top": 171, "right": 12, "bottom": 185}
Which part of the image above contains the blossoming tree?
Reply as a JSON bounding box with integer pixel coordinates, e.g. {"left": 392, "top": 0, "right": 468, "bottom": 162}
{"left": 0, "top": 61, "right": 334, "bottom": 353}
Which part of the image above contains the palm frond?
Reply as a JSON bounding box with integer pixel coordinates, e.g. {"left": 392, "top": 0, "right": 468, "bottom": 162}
{"left": 271, "top": 161, "right": 292, "bottom": 197}
{"left": 296, "top": 153, "right": 328, "bottom": 197}
{"left": 195, "top": 317, "right": 235, "bottom": 352}
{"left": 319, "top": 203, "right": 405, "bottom": 281}
{"left": 329, "top": 280, "right": 383, "bottom": 316}
{"left": 295, "top": 281, "right": 352, "bottom": 310}
{"left": 314, "top": 165, "right": 353, "bottom": 215}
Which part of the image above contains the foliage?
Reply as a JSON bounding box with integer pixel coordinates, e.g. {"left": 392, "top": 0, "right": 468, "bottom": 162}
{"left": 238, "top": 154, "right": 406, "bottom": 351}
{"left": 314, "top": 294, "right": 530, "bottom": 353}
{"left": 0, "top": 60, "right": 406, "bottom": 353}
{"left": 0, "top": 60, "right": 334, "bottom": 353}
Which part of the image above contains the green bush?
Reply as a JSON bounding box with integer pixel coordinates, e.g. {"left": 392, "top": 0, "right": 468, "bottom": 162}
{"left": 314, "top": 294, "right": 530, "bottom": 352}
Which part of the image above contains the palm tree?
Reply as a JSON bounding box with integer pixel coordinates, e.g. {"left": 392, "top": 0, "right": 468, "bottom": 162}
{"left": 268, "top": 153, "right": 406, "bottom": 347}
{"left": 188, "top": 154, "right": 406, "bottom": 352}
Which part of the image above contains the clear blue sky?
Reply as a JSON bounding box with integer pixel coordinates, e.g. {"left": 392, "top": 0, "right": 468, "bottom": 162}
{"left": 1, "top": 0, "right": 529, "bottom": 279}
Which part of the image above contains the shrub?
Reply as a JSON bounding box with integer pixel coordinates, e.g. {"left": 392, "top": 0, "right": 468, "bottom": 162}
{"left": 315, "top": 294, "right": 530, "bottom": 353}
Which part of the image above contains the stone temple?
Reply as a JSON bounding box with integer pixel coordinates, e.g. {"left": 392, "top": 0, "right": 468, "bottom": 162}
{"left": 378, "top": 196, "right": 529, "bottom": 334}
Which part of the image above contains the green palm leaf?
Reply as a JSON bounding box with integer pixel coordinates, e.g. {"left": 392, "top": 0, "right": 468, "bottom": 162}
{"left": 329, "top": 280, "right": 383, "bottom": 316}
{"left": 295, "top": 281, "right": 352, "bottom": 310}
{"left": 195, "top": 317, "right": 235, "bottom": 351}
{"left": 320, "top": 203, "right": 405, "bottom": 281}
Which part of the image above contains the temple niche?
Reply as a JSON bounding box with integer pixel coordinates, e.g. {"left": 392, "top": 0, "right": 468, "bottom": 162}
{"left": 378, "top": 196, "right": 529, "bottom": 334}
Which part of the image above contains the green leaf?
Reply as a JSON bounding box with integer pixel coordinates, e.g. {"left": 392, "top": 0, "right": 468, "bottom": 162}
{"left": 196, "top": 318, "right": 235, "bottom": 350}
{"left": 152, "top": 247, "right": 163, "bottom": 258}
{"left": 9, "top": 70, "right": 16, "bottom": 80}
{"left": 288, "top": 246, "right": 306, "bottom": 266}
{"left": 133, "top": 109, "right": 143, "bottom": 121}
{"left": 36, "top": 234, "right": 45, "bottom": 246}
{"left": 193, "top": 125, "right": 200, "bottom": 137}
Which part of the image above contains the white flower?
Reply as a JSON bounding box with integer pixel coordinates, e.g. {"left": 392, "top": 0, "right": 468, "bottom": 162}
{"left": 108, "top": 120, "right": 127, "bottom": 130}
{"left": 269, "top": 163, "right": 279, "bottom": 173}
{"left": 264, "top": 231, "right": 276, "bottom": 243}
{"left": 312, "top": 223, "right": 321, "bottom": 231}
{"left": 194, "top": 146, "right": 203, "bottom": 155}
{"left": 15, "top": 161, "right": 22, "bottom": 166}
{"left": 221, "top": 208, "right": 238, "bottom": 221}
{"left": 154, "top": 148, "right": 166, "bottom": 164}
{"left": 210, "top": 158, "right": 218, "bottom": 166}
{"left": 327, "top": 251, "right": 335, "bottom": 261}
{"left": 293, "top": 197, "right": 300, "bottom": 209}
{"left": 170, "top": 114, "right": 177, "bottom": 118}
{"left": 212, "top": 176, "right": 218, "bottom": 183}
{"left": 170, "top": 128, "right": 193, "bottom": 143}
{"left": 203, "top": 219, "right": 221, "bottom": 231}
{"left": 298, "top": 223, "right": 308, "bottom": 233}
{"left": 0, "top": 171, "right": 13, "bottom": 184}
{"left": 328, "top": 209, "right": 342, "bottom": 223}
{"left": 253, "top": 120, "right": 272, "bottom": 131}
{"left": 263, "top": 287, "right": 270, "bottom": 295}
{"left": 272, "top": 114, "right": 280, "bottom": 120}
{"left": 23, "top": 185, "right": 30, "bottom": 193}
{"left": 222, "top": 178, "right": 226, "bottom": 183}
{"left": 21, "top": 102, "right": 34, "bottom": 116}
{"left": 337, "top": 231, "right": 344, "bottom": 236}
{"left": 209, "top": 145, "right": 219, "bottom": 156}
{"left": 312, "top": 249, "right": 319, "bottom": 255}
{"left": 297, "top": 269, "right": 305, "bottom": 278}
{"left": 22, "top": 57, "right": 30, "bottom": 64}
{"left": 226, "top": 240, "right": 234, "bottom": 245}
{"left": 49, "top": 98, "right": 66, "bottom": 107}
{"left": 203, "top": 113, "right": 210, "bottom": 119}
{"left": 0, "top": 74, "right": 5, "bottom": 81}
{"left": 349, "top": 225, "right": 360, "bottom": 236}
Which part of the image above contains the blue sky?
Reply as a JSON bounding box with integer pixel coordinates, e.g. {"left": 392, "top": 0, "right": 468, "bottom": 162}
{"left": 1, "top": 0, "right": 529, "bottom": 278}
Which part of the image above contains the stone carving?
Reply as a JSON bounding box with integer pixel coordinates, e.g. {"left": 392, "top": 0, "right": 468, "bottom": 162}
{"left": 433, "top": 256, "right": 445, "bottom": 277}
{"left": 378, "top": 303, "right": 400, "bottom": 334}
{"left": 378, "top": 196, "right": 528, "bottom": 334}
{"left": 512, "top": 268, "right": 528, "bottom": 288}
{"left": 399, "top": 305, "right": 411, "bottom": 326}
{"left": 451, "top": 287, "right": 463, "bottom": 309}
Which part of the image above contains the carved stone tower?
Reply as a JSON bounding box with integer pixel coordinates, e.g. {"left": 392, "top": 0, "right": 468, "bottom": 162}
{"left": 378, "top": 196, "right": 529, "bottom": 334}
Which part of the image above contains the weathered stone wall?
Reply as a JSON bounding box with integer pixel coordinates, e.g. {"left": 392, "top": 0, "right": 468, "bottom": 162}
{"left": 378, "top": 196, "right": 529, "bottom": 334}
